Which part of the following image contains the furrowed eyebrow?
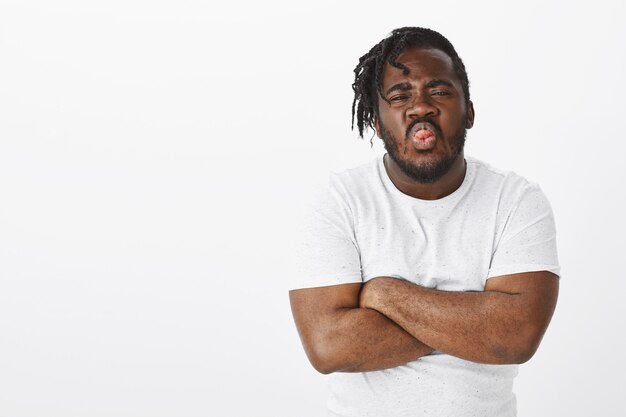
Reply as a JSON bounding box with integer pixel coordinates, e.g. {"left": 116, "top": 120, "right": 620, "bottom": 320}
{"left": 425, "top": 79, "right": 455, "bottom": 89}
{"left": 385, "top": 82, "right": 412, "bottom": 95}
{"left": 384, "top": 79, "right": 455, "bottom": 96}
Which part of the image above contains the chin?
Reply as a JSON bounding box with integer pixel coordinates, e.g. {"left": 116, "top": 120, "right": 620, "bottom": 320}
{"left": 396, "top": 151, "right": 464, "bottom": 184}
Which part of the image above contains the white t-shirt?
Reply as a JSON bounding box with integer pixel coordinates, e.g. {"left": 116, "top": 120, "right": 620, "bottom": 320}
{"left": 292, "top": 155, "right": 560, "bottom": 417}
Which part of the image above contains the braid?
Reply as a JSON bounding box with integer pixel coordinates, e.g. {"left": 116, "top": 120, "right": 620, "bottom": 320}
{"left": 351, "top": 27, "right": 471, "bottom": 138}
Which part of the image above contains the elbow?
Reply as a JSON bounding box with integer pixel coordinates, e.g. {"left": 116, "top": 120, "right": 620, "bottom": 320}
{"left": 512, "top": 335, "right": 544, "bottom": 364}
{"left": 310, "top": 359, "right": 336, "bottom": 375}
{"left": 487, "top": 341, "right": 538, "bottom": 365}
{"left": 499, "top": 325, "right": 545, "bottom": 365}
{"left": 513, "top": 321, "right": 548, "bottom": 364}
{"left": 306, "top": 344, "right": 343, "bottom": 375}
{"left": 509, "top": 345, "right": 538, "bottom": 364}
{"left": 303, "top": 335, "right": 350, "bottom": 375}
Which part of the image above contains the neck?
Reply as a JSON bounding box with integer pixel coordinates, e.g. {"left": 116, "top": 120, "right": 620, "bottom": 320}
{"left": 383, "top": 153, "right": 467, "bottom": 200}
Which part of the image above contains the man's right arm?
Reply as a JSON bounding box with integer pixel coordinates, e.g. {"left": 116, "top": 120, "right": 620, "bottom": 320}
{"left": 289, "top": 282, "right": 433, "bottom": 374}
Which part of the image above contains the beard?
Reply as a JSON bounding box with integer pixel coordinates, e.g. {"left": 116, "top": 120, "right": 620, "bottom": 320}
{"left": 379, "top": 116, "right": 467, "bottom": 184}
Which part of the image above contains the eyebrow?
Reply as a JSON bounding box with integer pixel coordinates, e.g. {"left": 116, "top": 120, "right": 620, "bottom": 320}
{"left": 385, "top": 82, "right": 412, "bottom": 95}
{"left": 425, "top": 79, "right": 455, "bottom": 89}
{"left": 384, "top": 79, "right": 455, "bottom": 95}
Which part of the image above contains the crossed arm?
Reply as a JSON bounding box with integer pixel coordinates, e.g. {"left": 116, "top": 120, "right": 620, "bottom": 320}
{"left": 289, "top": 271, "right": 558, "bottom": 374}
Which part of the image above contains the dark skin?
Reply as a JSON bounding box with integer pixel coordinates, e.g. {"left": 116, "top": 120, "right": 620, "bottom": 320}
{"left": 290, "top": 283, "right": 433, "bottom": 374}
{"left": 290, "top": 47, "right": 558, "bottom": 373}
{"left": 374, "top": 47, "right": 474, "bottom": 200}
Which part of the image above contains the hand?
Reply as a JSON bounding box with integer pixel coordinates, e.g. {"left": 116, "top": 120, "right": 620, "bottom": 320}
{"left": 359, "top": 277, "right": 392, "bottom": 310}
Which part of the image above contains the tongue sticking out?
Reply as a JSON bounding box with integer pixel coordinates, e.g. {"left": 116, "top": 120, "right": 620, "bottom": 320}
{"left": 414, "top": 129, "right": 434, "bottom": 141}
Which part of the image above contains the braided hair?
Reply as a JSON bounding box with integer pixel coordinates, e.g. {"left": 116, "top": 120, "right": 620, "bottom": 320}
{"left": 351, "top": 27, "right": 470, "bottom": 138}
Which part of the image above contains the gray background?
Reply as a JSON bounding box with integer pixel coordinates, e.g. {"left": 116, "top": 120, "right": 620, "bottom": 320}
{"left": 1, "top": 0, "right": 624, "bottom": 415}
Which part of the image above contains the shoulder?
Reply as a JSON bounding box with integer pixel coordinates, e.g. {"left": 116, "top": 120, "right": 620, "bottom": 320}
{"left": 466, "top": 158, "right": 556, "bottom": 240}
{"left": 325, "top": 156, "right": 384, "bottom": 204}
{"left": 330, "top": 156, "right": 381, "bottom": 189}
{"left": 467, "top": 157, "right": 543, "bottom": 201}
{"left": 301, "top": 156, "right": 383, "bottom": 225}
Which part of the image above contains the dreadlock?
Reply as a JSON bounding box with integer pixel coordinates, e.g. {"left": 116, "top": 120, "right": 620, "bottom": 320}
{"left": 351, "top": 27, "right": 471, "bottom": 138}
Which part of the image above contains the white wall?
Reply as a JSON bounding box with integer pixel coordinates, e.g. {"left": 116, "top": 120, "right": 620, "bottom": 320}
{"left": 1, "top": 0, "right": 624, "bottom": 416}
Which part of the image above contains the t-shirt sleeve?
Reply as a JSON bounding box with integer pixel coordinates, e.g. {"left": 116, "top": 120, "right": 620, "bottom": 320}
{"left": 288, "top": 175, "right": 363, "bottom": 290}
{"left": 487, "top": 184, "right": 560, "bottom": 279}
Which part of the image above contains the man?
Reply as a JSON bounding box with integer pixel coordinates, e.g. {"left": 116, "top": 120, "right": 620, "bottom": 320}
{"left": 289, "top": 27, "right": 559, "bottom": 417}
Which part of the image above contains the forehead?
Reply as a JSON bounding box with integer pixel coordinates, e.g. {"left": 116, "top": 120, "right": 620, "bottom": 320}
{"left": 382, "top": 47, "right": 458, "bottom": 86}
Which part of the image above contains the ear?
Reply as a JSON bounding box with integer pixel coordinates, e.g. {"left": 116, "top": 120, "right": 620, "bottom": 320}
{"left": 465, "top": 100, "right": 475, "bottom": 129}
{"left": 373, "top": 114, "right": 382, "bottom": 138}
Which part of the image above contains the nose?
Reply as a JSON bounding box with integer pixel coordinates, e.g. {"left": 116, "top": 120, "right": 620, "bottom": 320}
{"left": 407, "top": 95, "right": 438, "bottom": 119}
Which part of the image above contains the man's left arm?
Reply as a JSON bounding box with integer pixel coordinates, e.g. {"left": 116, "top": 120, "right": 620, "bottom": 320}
{"left": 360, "top": 271, "right": 559, "bottom": 365}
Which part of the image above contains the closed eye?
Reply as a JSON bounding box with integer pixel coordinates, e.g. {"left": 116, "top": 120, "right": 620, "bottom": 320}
{"left": 389, "top": 94, "right": 410, "bottom": 102}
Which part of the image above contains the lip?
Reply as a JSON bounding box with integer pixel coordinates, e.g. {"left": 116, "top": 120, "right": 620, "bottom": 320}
{"left": 409, "top": 122, "right": 438, "bottom": 150}
{"left": 408, "top": 122, "right": 437, "bottom": 138}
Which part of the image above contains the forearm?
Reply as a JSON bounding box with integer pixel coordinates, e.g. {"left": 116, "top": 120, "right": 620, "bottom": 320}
{"left": 289, "top": 284, "right": 433, "bottom": 374}
{"left": 361, "top": 276, "right": 557, "bottom": 364}
{"left": 371, "top": 283, "right": 515, "bottom": 364}
{"left": 311, "top": 306, "right": 433, "bottom": 373}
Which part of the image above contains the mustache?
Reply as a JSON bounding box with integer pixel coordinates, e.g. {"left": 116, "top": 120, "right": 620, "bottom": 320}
{"left": 405, "top": 117, "right": 443, "bottom": 139}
